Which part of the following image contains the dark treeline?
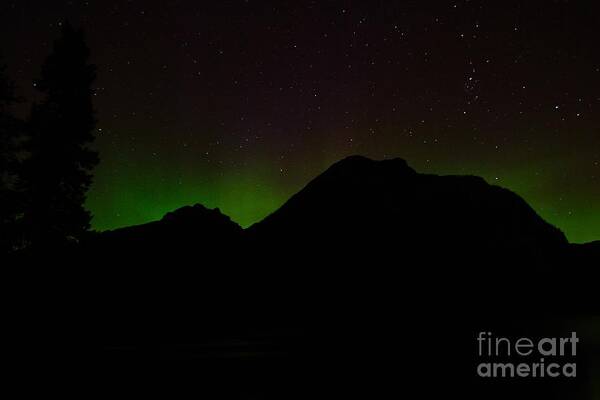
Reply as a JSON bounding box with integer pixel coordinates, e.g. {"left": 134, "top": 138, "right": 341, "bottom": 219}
{"left": 0, "top": 22, "right": 98, "bottom": 254}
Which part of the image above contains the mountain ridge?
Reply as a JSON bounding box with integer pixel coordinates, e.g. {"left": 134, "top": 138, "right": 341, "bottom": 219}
{"left": 84, "top": 155, "right": 598, "bottom": 400}
{"left": 83, "top": 156, "right": 600, "bottom": 268}
{"left": 94, "top": 155, "right": 593, "bottom": 250}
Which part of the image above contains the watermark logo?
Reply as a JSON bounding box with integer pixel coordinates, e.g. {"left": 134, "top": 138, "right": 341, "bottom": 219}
{"left": 476, "top": 332, "right": 578, "bottom": 378}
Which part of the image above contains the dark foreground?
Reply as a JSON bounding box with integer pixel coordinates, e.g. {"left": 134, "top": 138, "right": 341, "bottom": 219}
{"left": 12, "top": 156, "right": 600, "bottom": 398}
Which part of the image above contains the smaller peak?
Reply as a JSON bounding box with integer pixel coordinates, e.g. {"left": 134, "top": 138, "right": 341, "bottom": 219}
{"left": 161, "top": 203, "right": 217, "bottom": 222}
{"left": 160, "top": 203, "right": 242, "bottom": 231}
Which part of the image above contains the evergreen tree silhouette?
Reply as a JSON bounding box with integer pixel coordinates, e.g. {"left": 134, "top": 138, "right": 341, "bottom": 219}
{"left": 22, "top": 22, "right": 98, "bottom": 249}
{"left": 0, "top": 60, "right": 25, "bottom": 253}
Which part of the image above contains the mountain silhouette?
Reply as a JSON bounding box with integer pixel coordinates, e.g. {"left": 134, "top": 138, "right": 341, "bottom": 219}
{"left": 249, "top": 155, "right": 567, "bottom": 263}
{"left": 85, "top": 155, "right": 596, "bottom": 308}
{"left": 72, "top": 156, "right": 598, "bottom": 399}
{"left": 91, "top": 203, "right": 242, "bottom": 254}
{"left": 93, "top": 155, "right": 572, "bottom": 261}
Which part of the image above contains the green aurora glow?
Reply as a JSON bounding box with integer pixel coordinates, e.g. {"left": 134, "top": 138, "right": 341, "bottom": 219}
{"left": 86, "top": 146, "right": 599, "bottom": 244}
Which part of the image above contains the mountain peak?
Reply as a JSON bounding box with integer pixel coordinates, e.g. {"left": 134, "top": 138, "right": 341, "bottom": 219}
{"left": 161, "top": 203, "right": 234, "bottom": 226}
{"left": 251, "top": 155, "right": 567, "bottom": 258}
{"left": 324, "top": 155, "right": 415, "bottom": 177}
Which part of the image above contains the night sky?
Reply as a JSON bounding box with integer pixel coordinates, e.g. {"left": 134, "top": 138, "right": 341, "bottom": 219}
{"left": 1, "top": 0, "right": 599, "bottom": 243}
